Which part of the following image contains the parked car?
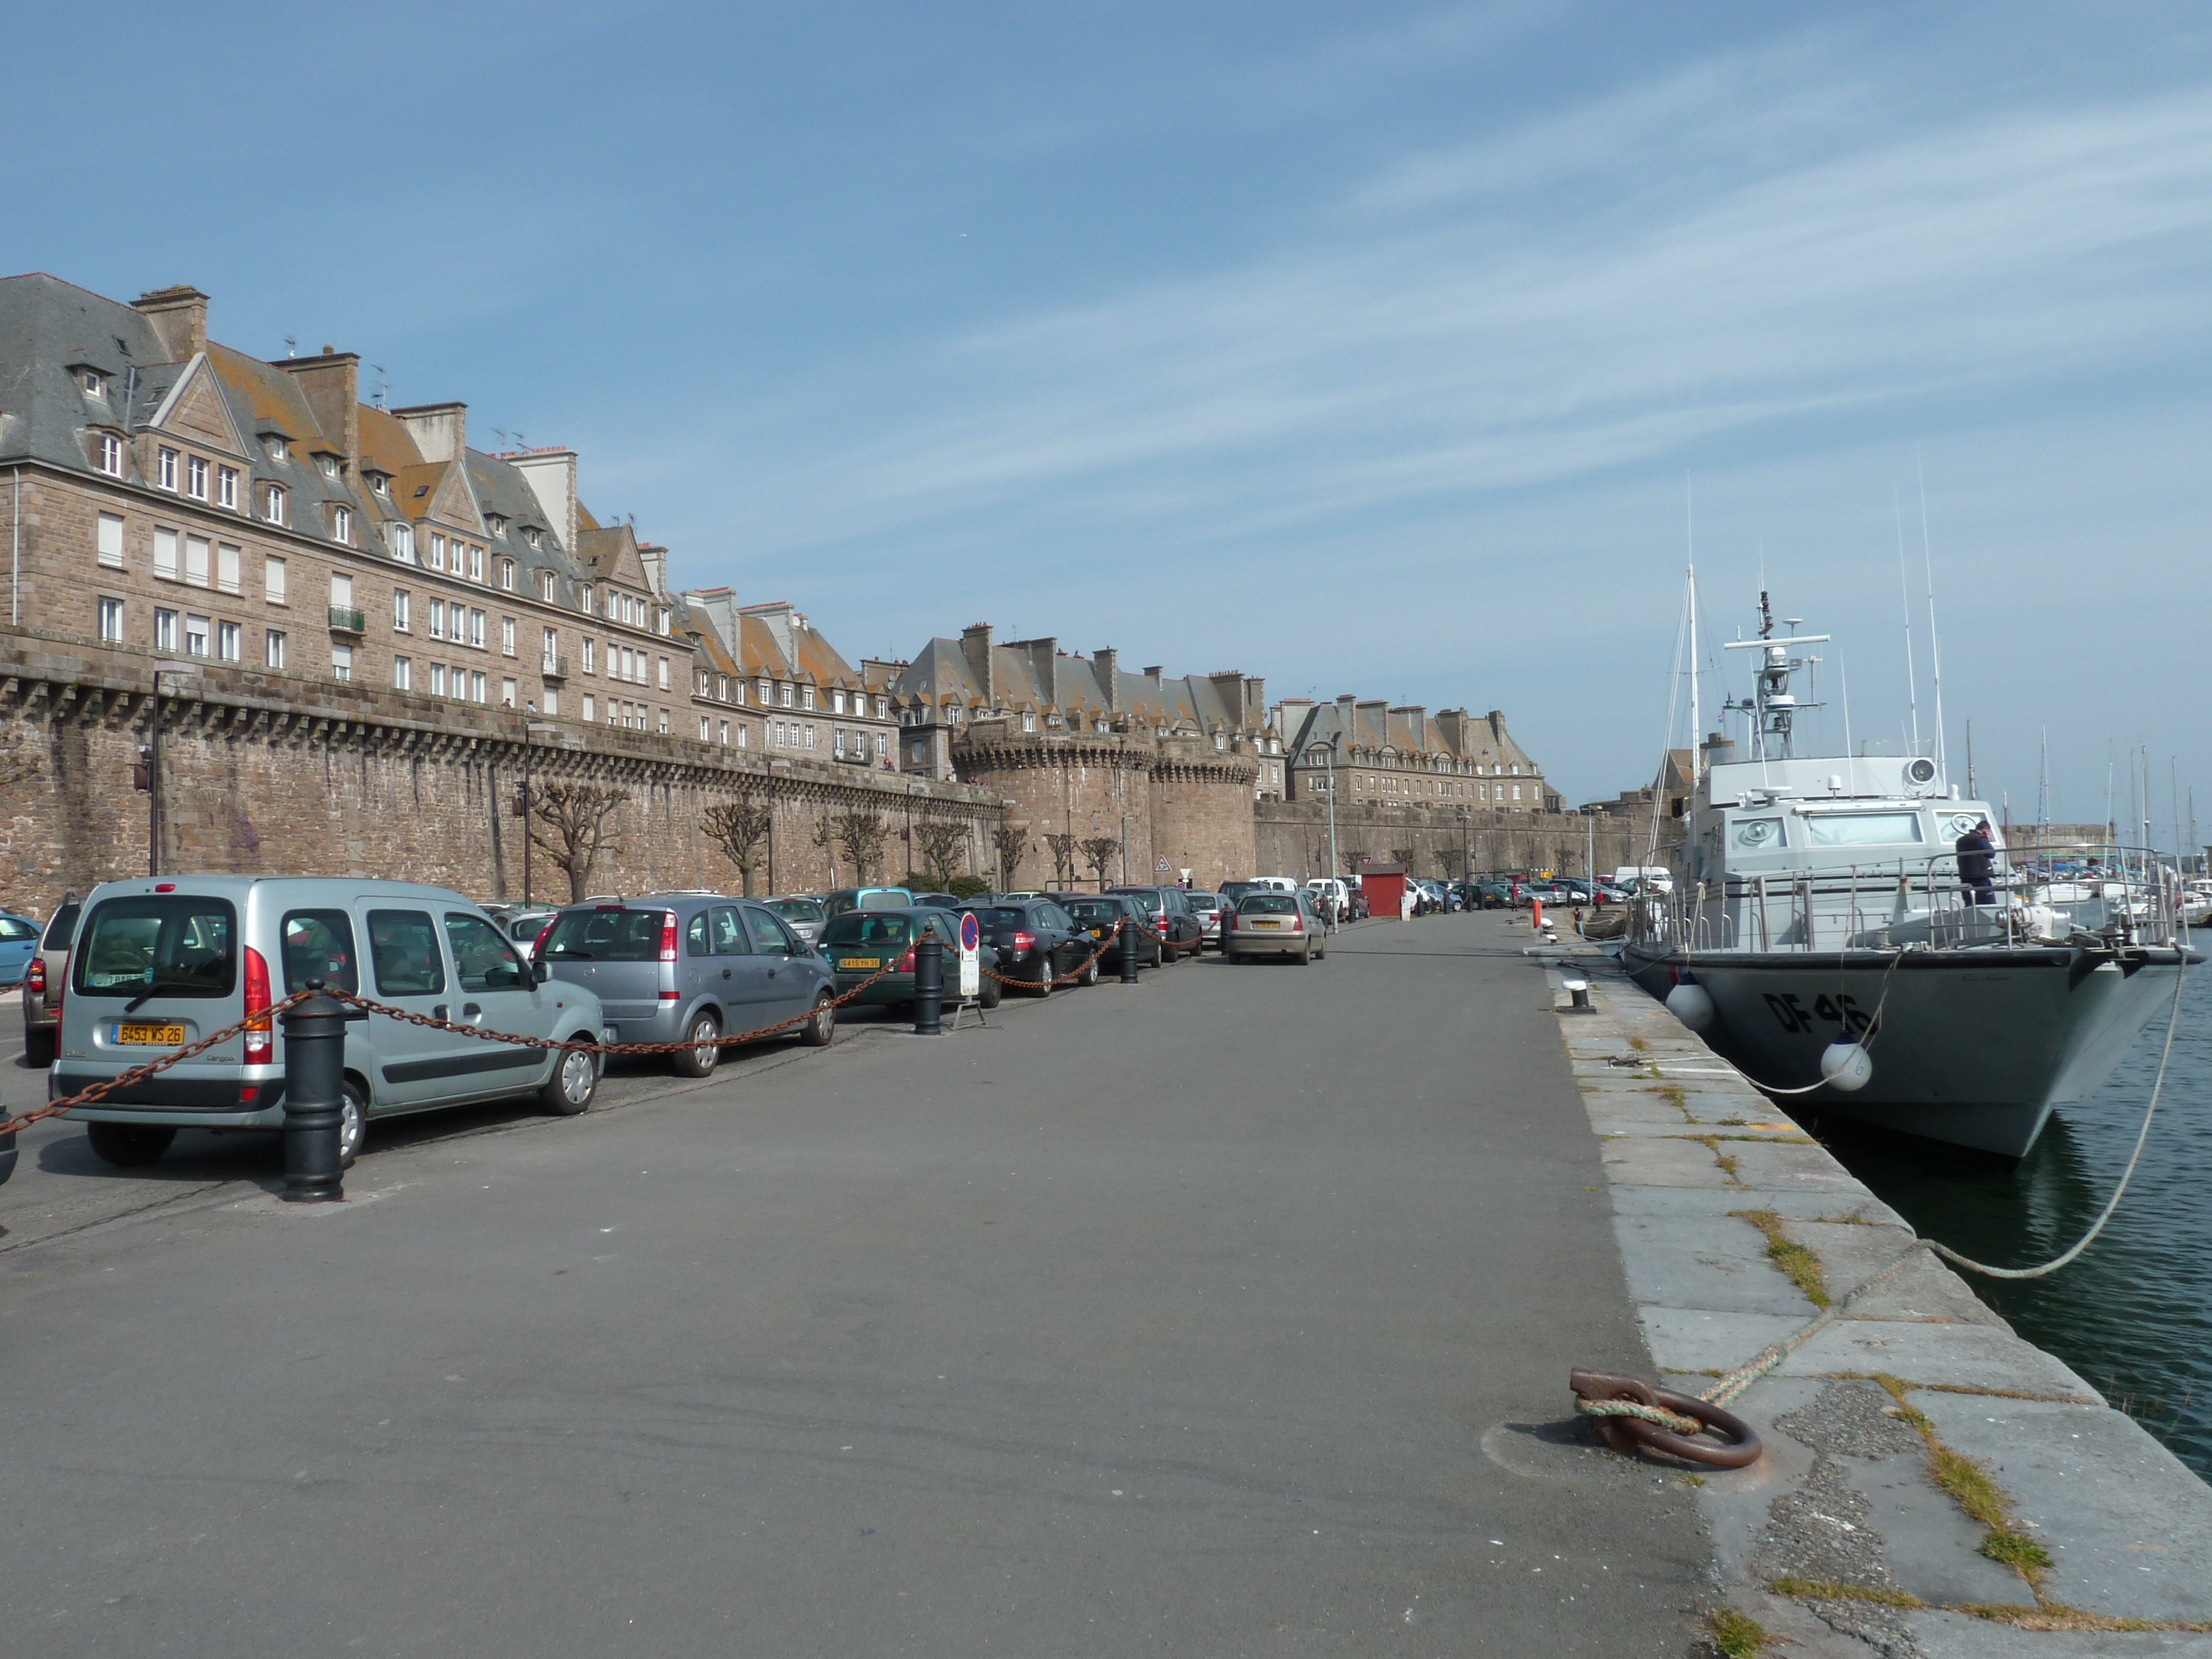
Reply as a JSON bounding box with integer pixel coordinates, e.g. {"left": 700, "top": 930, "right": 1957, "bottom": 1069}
{"left": 822, "top": 886, "right": 915, "bottom": 919}
{"left": 502, "top": 907, "right": 560, "bottom": 958}
{"left": 1223, "top": 890, "right": 1329, "bottom": 964}
{"left": 0, "top": 910, "right": 38, "bottom": 989}
{"left": 993, "top": 890, "right": 1046, "bottom": 903}
{"left": 1245, "top": 877, "right": 1300, "bottom": 895}
{"left": 1341, "top": 879, "right": 1371, "bottom": 921}
{"left": 538, "top": 893, "right": 835, "bottom": 1076}
{"left": 50, "top": 876, "right": 609, "bottom": 1171}
{"left": 764, "top": 895, "right": 827, "bottom": 946}
{"left": 1182, "top": 891, "right": 1227, "bottom": 948}
{"left": 820, "top": 907, "right": 1003, "bottom": 1011}
{"left": 1057, "top": 894, "right": 1166, "bottom": 969}
{"left": 21, "top": 892, "right": 81, "bottom": 1067}
{"left": 1104, "top": 887, "right": 1205, "bottom": 962}
{"left": 912, "top": 893, "right": 964, "bottom": 910}
{"left": 1300, "top": 879, "right": 1349, "bottom": 924}
{"left": 1218, "top": 879, "right": 1263, "bottom": 906}
{"left": 967, "top": 899, "right": 1098, "bottom": 992}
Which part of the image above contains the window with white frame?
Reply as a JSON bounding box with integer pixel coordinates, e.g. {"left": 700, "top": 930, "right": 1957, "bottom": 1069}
{"left": 430, "top": 534, "right": 446, "bottom": 571}
{"left": 658, "top": 655, "right": 669, "bottom": 690}
{"left": 577, "top": 584, "right": 592, "bottom": 614}
{"left": 390, "top": 521, "right": 415, "bottom": 562}
{"left": 184, "top": 535, "right": 210, "bottom": 587}
{"left": 539, "top": 570, "right": 555, "bottom": 601}
{"left": 97, "top": 433, "right": 125, "bottom": 476}
{"left": 320, "top": 454, "right": 338, "bottom": 479}
{"left": 832, "top": 690, "right": 846, "bottom": 714}
{"left": 582, "top": 693, "right": 596, "bottom": 722}
{"left": 157, "top": 447, "right": 178, "bottom": 490}
{"left": 757, "top": 677, "right": 770, "bottom": 702}
{"left": 541, "top": 627, "right": 557, "bottom": 669}
{"left": 658, "top": 707, "right": 668, "bottom": 733}
{"left": 185, "top": 456, "right": 208, "bottom": 500}
{"left": 468, "top": 609, "right": 486, "bottom": 649}
{"left": 393, "top": 589, "right": 411, "bottom": 631}
{"left": 330, "top": 573, "right": 353, "bottom": 613}
{"left": 217, "top": 543, "right": 241, "bottom": 594}
{"left": 501, "top": 677, "right": 515, "bottom": 708}
{"left": 154, "top": 608, "right": 178, "bottom": 651}
{"left": 780, "top": 682, "right": 794, "bottom": 708}
{"left": 429, "top": 664, "right": 446, "bottom": 696}
{"left": 217, "top": 621, "right": 241, "bottom": 662}
{"left": 393, "top": 656, "right": 413, "bottom": 691}
{"left": 467, "top": 545, "right": 483, "bottom": 582}
{"left": 266, "top": 435, "right": 288, "bottom": 462}
{"left": 501, "top": 617, "right": 516, "bottom": 656}
{"left": 81, "top": 368, "right": 105, "bottom": 397}
{"left": 875, "top": 696, "right": 887, "bottom": 719}
{"left": 264, "top": 484, "right": 285, "bottom": 524}
{"left": 183, "top": 614, "right": 210, "bottom": 656}
{"left": 499, "top": 559, "right": 515, "bottom": 592}
{"left": 801, "top": 686, "right": 816, "bottom": 711}
{"left": 331, "top": 504, "right": 351, "bottom": 544}
{"left": 96, "top": 513, "right": 124, "bottom": 567}
{"left": 264, "top": 555, "right": 286, "bottom": 604}
{"left": 542, "top": 688, "right": 557, "bottom": 716}
{"left": 470, "top": 670, "right": 486, "bottom": 703}
{"left": 698, "top": 713, "right": 712, "bottom": 742}
{"left": 427, "top": 598, "right": 446, "bottom": 640}
{"left": 97, "top": 596, "right": 124, "bottom": 641}
{"left": 265, "top": 629, "right": 286, "bottom": 669}
{"left": 804, "top": 725, "right": 815, "bottom": 750}
{"left": 581, "top": 639, "right": 595, "bottom": 674}
{"left": 217, "top": 465, "right": 238, "bottom": 509}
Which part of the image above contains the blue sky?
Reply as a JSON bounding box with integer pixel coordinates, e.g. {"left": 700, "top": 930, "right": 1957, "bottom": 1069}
{"left": 14, "top": 3, "right": 2212, "bottom": 833}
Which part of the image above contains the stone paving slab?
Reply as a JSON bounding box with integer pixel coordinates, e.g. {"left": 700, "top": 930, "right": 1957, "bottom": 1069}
{"left": 1608, "top": 1180, "right": 1909, "bottom": 1229}
{"left": 1790, "top": 1312, "right": 2104, "bottom": 1399}
{"left": 1911, "top": 1610, "right": 2212, "bottom": 1656}
{"left": 1911, "top": 1394, "right": 2212, "bottom": 1623}
{"left": 1599, "top": 1135, "right": 1739, "bottom": 1187}
{"left": 1610, "top": 1210, "right": 1817, "bottom": 1318}
{"left": 1790, "top": 1220, "right": 2013, "bottom": 1329}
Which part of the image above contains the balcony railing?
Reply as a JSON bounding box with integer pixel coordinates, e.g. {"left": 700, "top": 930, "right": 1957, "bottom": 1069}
{"left": 540, "top": 655, "right": 567, "bottom": 680}
{"left": 327, "top": 606, "right": 366, "bottom": 635}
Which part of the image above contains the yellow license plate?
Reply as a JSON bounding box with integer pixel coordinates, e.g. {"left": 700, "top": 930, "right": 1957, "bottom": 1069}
{"left": 838, "top": 957, "right": 880, "bottom": 971}
{"left": 1255, "top": 920, "right": 1282, "bottom": 928}
{"left": 117, "top": 1022, "right": 185, "bottom": 1045}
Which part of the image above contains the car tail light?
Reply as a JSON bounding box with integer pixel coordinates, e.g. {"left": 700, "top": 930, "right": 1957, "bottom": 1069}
{"left": 243, "top": 946, "right": 273, "bottom": 1065}
{"left": 659, "top": 910, "right": 678, "bottom": 962}
{"left": 26, "top": 956, "right": 43, "bottom": 995}
{"left": 533, "top": 920, "right": 556, "bottom": 958}
{"left": 897, "top": 945, "right": 916, "bottom": 971}
{"left": 1013, "top": 929, "right": 1035, "bottom": 957}
{"left": 1155, "top": 915, "right": 1169, "bottom": 935}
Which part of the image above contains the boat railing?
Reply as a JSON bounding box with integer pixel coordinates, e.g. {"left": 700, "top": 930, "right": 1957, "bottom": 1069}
{"left": 1625, "top": 843, "right": 2185, "bottom": 954}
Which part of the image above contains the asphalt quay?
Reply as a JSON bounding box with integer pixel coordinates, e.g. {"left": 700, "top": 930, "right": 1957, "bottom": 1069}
{"left": 0, "top": 912, "right": 1712, "bottom": 1657}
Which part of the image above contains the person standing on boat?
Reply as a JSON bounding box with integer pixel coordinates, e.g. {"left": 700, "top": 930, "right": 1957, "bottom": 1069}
{"left": 1957, "top": 817, "right": 1997, "bottom": 907}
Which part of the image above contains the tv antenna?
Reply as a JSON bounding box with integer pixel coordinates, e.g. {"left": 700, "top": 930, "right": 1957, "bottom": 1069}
{"left": 372, "top": 364, "right": 388, "bottom": 409}
{"left": 283, "top": 335, "right": 297, "bottom": 358}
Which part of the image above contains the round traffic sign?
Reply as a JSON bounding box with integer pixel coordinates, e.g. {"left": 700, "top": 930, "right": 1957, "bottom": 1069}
{"left": 958, "top": 912, "right": 980, "bottom": 952}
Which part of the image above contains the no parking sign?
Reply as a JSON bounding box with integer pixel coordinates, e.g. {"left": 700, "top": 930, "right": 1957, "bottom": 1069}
{"left": 958, "top": 911, "right": 980, "bottom": 998}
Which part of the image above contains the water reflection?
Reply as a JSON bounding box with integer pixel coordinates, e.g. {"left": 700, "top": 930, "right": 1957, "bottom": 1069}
{"left": 1807, "top": 965, "right": 2212, "bottom": 1479}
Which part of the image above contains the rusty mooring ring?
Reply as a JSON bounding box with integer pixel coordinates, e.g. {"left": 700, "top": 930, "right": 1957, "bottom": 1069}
{"left": 1569, "top": 1369, "right": 1762, "bottom": 1469}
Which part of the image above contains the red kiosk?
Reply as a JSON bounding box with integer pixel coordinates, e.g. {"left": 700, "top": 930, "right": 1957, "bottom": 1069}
{"left": 1358, "top": 858, "right": 1407, "bottom": 921}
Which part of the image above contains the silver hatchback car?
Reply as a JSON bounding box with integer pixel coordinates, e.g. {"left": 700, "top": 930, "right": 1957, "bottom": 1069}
{"left": 53, "top": 876, "right": 608, "bottom": 1168}
{"left": 536, "top": 893, "right": 837, "bottom": 1076}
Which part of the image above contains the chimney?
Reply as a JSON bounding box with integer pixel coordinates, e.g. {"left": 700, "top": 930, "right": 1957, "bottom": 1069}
{"left": 1243, "top": 676, "right": 1265, "bottom": 729}
{"left": 509, "top": 447, "right": 578, "bottom": 552}
{"left": 1435, "top": 708, "right": 1467, "bottom": 754}
{"left": 1094, "top": 648, "right": 1119, "bottom": 711}
{"left": 1488, "top": 709, "right": 1506, "bottom": 744}
{"left": 1013, "top": 638, "right": 1058, "bottom": 708}
{"left": 393, "top": 401, "right": 467, "bottom": 465}
{"left": 133, "top": 286, "right": 208, "bottom": 361}
{"left": 961, "top": 624, "right": 995, "bottom": 703}
{"left": 679, "top": 587, "right": 738, "bottom": 655}
{"left": 278, "top": 351, "right": 361, "bottom": 472}
{"left": 1141, "top": 666, "right": 1164, "bottom": 681}
{"left": 1390, "top": 705, "right": 1428, "bottom": 752}
{"left": 742, "top": 601, "right": 799, "bottom": 671}
{"left": 638, "top": 544, "right": 667, "bottom": 601}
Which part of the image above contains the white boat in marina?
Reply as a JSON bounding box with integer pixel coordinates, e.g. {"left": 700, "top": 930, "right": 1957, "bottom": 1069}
{"left": 1619, "top": 604, "right": 2198, "bottom": 1160}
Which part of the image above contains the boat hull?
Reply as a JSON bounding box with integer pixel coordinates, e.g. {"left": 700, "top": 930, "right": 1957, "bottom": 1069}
{"left": 1619, "top": 943, "right": 2193, "bottom": 1159}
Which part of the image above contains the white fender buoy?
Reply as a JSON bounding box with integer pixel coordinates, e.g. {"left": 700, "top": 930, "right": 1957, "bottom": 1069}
{"left": 1820, "top": 1041, "right": 1873, "bottom": 1092}
{"left": 1665, "top": 983, "right": 1715, "bottom": 1030}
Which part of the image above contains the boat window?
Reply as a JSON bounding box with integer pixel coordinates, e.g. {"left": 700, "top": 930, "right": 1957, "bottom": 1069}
{"left": 1803, "top": 812, "right": 1924, "bottom": 847}
{"left": 1731, "top": 817, "right": 1785, "bottom": 850}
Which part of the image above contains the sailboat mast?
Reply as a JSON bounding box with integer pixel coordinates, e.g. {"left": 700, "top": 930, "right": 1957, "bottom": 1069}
{"left": 1686, "top": 480, "right": 1699, "bottom": 787}
{"left": 1894, "top": 489, "right": 1920, "bottom": 756}
{"left": 1918, "top": 449, "right": 1946, "bottom": 766}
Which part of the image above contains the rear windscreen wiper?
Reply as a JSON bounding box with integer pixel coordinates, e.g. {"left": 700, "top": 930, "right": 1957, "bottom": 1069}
{"left": 122, "top": 979, "right": 209, "bottom": 1014}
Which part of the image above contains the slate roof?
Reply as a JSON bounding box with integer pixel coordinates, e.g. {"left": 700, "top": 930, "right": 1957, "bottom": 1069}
{"left": 1282, "top": 699, "right": 1541, "bottom": 774}
{"left": 888, "top": 634, "right": 1262, "bottom": 737}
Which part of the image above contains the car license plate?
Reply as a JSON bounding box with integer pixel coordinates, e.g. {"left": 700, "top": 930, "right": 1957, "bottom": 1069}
{"left": 838, "top": 957, "right": 880, "bottom": 971}
{"left": 1255, "top": 920, "right": 1281, "bottom": 928}
{"left": 117, "top": 1021, "right": 185, "bottom": 1045}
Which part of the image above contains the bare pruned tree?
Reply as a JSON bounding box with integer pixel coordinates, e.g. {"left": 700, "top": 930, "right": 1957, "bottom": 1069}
{"left": 808, "top": 815, "right": 839, "bottom": 889}
{"left": 832, "top": 811, "right": 890, "bottom": 884}
{"left": 1042, "top": 831, "right": 1078, "bottom": 888}
{"left": 1078, "top": 835, "right": 1119, "bottom": 891}
{"left": 992, "top": 825, "right": 1028, "bottom": 890}
{"left": 530, "top": 781, "right": 629, "bottom": 902}
{"left": 701, "top": 792, "right": 772, "bottom": 895}
{"left": 912, "top": 818, "right": 968, "bottom": 889}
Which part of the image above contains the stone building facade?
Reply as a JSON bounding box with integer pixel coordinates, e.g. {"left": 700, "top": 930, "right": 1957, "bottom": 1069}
{"left": 0, "top": 272, "right": 998, "bottom": 909}
{"left": 1277, "top": 697, "right": 1557, "bottom": 813}
{"left": 880, "top": 625, "right": 1273, "bottom": 889}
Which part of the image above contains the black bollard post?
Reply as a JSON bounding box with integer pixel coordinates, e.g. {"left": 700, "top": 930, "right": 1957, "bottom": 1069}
{"left": 1119, "top": 919, "right": 1140, "bottom": 983}
{"left": 912, "top": 931, "right": 944, "bottom": 1035}
{"left": 280, "top": 980, "right": 347, "bottom": 1202}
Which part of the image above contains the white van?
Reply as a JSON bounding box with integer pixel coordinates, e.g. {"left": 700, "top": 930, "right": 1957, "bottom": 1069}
{"left": 1248, "top": 877, "right": 1300, "bottom": 894}
{"left": 1613, "top": 865, "right": 1675, "bottom": 895}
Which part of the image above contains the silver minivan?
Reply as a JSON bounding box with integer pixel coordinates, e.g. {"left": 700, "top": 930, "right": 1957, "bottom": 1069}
{"left": 53, "top": 876, "right": 608, "bottom": 1169}
{"left": 536, "top": 893, "right": 836, "bottom": 1076}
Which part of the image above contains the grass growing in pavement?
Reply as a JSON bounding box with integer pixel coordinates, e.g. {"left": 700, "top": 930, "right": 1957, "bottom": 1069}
{"left": 1730, "top": 1209, "right": 1830, "bottom": 1308}
{"left": 1870, "top": 1373, "right": 2052, "bottom": 1590}
{"left": 1706, "top": 1606, "right": 1770, "bottom": 1655}
{"left": 1767, "top": 1576, "right": 1923, "bottom": 1609}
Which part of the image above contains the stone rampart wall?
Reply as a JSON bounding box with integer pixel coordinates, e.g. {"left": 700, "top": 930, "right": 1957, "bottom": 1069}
{"left": 1254, "top": 798, "right": 1672, "bottom": 882}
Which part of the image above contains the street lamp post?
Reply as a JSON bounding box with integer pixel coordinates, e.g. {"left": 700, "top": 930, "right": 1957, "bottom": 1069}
{"left": 1300, "top": 737, "right": 1341, "bottom": 884}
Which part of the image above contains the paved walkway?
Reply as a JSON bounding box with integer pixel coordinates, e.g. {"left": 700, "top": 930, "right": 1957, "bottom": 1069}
{"left": 0, "top": 914, "right": 1711, "bottom": 1657}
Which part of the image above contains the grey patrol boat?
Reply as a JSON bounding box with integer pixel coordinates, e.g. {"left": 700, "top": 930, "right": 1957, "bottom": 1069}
{"left": 1620, "top": 602, "right": 2197, "bottom": 1159}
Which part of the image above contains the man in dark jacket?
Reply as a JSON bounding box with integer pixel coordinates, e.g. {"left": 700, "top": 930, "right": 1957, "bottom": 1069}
{"left": 1956, "top": 818, "right": 1996, "bottom": 907}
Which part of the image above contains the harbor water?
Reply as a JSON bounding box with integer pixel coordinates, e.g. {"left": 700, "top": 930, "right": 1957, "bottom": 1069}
{"left": 1813, "top": 958, "right": 2212, "bottom": 1479}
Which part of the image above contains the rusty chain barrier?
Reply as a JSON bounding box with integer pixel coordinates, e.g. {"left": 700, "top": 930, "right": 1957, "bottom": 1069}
{"left": 0, "top": 987, "right": 319, "bottom": 1140}
{"left": 975, "top": 916, "right": 1199, "bottom": 991}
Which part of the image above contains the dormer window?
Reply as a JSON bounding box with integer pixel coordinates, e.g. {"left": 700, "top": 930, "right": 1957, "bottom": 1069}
{"left": 539, "top": 570, "right": 556, "bottom": 601}
{"left": 524, "top": 527, "right": 540, "bottom": 549}
{"left": 319, "top": 455, "right": 340, "bottom": 479}
{"left": 217, "top": 466, "right": 238, "bottom": 509}
{"left": 367, "top": 472, "right": 389, "bottom": 497}
{"left": 331, "top": 505, "right": 352, "bottom": 544}
{"left": 185, "top": 456, "right": 208, "bottom": 500}
{"left": 94, "top": 432, "right": 125, "bottom": 477}
{"left": 486, "top": 514, "right": 505, "bottom": 536}
{"left": 80, "top": 369, "right": 105, "bottom": 397}
{"left": 577, "top": 584, "right": 593, "bottom": 614}
{"left": 156, "top": 447, "right": 178, "bottom": 491}
{"left": 499, "top": 559, "right": 515, "bottom": 591}
{"left": 266, "top": 436, "right": 289, "bottom": 463}
{"left": 801, "top": 686, "right": 816, "bottom": 711}
{"left": 390, "top": 522, "right": 415, "bottom": 562}
{"left": 264, "top": 483, "right": 286, "bottom": 524}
